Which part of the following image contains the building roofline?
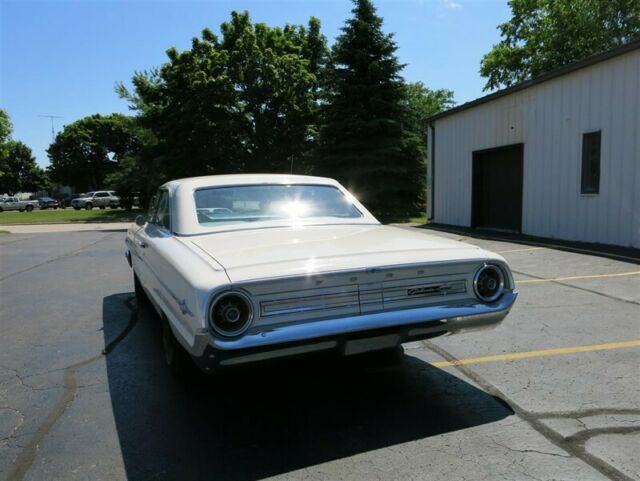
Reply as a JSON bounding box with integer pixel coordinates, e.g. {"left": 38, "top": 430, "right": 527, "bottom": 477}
{"left": 426, "top": 40, "right": 640, "bottom": 123}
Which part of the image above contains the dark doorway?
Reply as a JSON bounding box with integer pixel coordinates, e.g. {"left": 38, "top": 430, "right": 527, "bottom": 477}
{"left": 472, "top": 144, "right": 523, "bottom": 233}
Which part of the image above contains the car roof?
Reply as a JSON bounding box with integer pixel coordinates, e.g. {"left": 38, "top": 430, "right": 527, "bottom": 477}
{"left": 162, "top": 173, "right": 340, "bottom": 195}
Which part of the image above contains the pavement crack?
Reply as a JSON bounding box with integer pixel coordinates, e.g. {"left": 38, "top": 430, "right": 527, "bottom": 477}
{"left": 4, "top": 354, "right": 102, "bottom": 481}
{"left": 565, "top": 426, "right": 640, "bottom": 446}
{"left": 534, "top": 408, "right": 640, "bottom": 419}
{"left": 492, "top": 440, "right": 572, "bottom": 458}
{"left": 0, "top": 406, "right": 25, "bottom": 445}
{"left": 424, "top": 340, "right": 637, "bottom": 481}
{"left": 3, "top": 292, "right": 139, "bottom": 480}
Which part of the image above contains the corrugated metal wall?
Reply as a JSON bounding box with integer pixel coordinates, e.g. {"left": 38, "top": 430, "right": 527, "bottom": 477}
{"left": 430, "top": 49, "right": 640, "bottom": 248}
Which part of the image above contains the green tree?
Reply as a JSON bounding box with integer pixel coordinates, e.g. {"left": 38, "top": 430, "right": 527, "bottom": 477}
{"left": 104, "top": 129, "right": 161, "bottom": 210}
{"left": 481, "top": 0, "right": 640, "bottom": 90}
{"left": 47, "top": 113, "right": 143, "bottom": 191}
{"left": 403, "top": 82, "right": 454, "bottom": 140}
{"left": 118, "top": 12, "right": 328, "bottom": 180}
{"left": 0, "top": 109, "right": 11, "bottom": 145}
{"left": 0, "top": 109, "right": 49, "bottom": 194}
{"left": 402, "top": 82, "right": 454, "bottom": 209}
{"left": 315, "top": 0, "right": 425, "bottom": 220}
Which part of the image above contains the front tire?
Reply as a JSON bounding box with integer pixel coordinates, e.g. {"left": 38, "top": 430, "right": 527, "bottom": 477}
{"left": 25, "top": 205, "right": 34, "bottom": 212}
{"left": 85, "top": 203, "right": 93, "bottom": 210}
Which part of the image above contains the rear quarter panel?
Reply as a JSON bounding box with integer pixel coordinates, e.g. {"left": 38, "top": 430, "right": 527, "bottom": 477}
{"left": 130, "top": 223, "right": 229, "bottom": 351}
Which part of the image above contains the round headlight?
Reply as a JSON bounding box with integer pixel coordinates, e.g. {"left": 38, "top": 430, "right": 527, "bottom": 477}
{"left": 473, "top": 265, "right": 505, "bottom": 302}
{"left": 209, "top": 291, "right": 253, "bottom": 337}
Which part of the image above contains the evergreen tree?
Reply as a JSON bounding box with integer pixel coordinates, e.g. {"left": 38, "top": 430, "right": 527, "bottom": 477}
{"left": 316, "top": 0, "right": 425, "bottom": 220}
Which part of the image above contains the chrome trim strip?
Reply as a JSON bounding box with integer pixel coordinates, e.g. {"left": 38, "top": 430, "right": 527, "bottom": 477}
{"left": 219, "top": 341, "right": 338, "bottom": 365}
{"left": 226, "top": 257, "right": 494, "bottom": 288}
{"left": 210, "top": 291, "right": 517, "bottom": 351}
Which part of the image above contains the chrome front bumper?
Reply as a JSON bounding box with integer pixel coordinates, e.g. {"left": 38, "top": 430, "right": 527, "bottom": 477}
{"left": 192, "top": 291, "right": 517, "bottom": 369}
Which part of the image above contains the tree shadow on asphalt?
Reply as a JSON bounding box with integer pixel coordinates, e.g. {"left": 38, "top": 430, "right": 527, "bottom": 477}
{"left": 102, "top": 293, "right": 513, "bottom": 481}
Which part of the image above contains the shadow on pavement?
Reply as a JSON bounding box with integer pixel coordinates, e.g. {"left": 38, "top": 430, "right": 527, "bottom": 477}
{"left": 103, "top": 293, "right": 512, "bottom": 481}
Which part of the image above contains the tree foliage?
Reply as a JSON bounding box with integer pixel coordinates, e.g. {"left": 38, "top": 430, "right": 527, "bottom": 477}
{"left": 0, "top": 109, "right": 49, "bottom": 194}
{"left": 403, "top": 82, "right": 454, "bottom": 140}
{"left": 315, "top": 0, "right": 426, "bottom": 220}
{"left": 480, "top": 0, "right": 640, "bottom": 90}
{"left": 47, "top": 113, "right": 143, "bottom": 191}
{"left": 118, "top": 12, "right": 328, "bottom": 180}
{"left": 43, "top": 5, "right": 455, "bottom": 216}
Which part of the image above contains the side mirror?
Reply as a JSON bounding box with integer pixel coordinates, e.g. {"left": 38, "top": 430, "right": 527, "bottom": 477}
{"left": 135, "top": 215, "right": 146, "bottom": 227}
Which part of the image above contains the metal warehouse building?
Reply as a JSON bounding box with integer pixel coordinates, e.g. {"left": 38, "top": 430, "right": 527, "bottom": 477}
{"left": 426, "top": 41, "right": 640, "bottom": 248}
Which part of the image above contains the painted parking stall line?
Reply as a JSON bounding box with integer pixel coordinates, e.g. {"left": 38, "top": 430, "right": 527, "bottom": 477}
{"left": 431, "top": 340, "right": 640, "bottom": 368}
{"left": 517, "top": 270, "right": 640, "bottom": 284}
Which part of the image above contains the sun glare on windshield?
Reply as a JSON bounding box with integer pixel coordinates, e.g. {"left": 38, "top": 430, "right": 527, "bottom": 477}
{"left": 194, "top": 184, "right": 362, "bottom": 226}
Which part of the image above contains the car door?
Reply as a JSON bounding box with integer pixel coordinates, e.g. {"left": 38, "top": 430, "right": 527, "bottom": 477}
{"left": 131, "top": 194, "right": 160, "bottom": 287}
{"left": 95, "top": 192, "right": 108, "bottom": 206}
{"left": 134, "top": 189, "right": 181, "bottom": 316}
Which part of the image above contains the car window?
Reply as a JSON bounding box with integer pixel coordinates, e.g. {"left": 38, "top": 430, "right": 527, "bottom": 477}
{"left": 152, "top": 190, "right": 171, "bottom": 230}
{"left": 96, "top": 192, "right": 109, "bottom": 198}
{"left": 194, "top": 184, "right": 362, "bottom": 226}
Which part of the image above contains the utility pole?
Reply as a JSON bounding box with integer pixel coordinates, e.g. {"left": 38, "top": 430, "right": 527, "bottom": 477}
{"left": 38, "top": 115, "right": 63, "bottom": 142}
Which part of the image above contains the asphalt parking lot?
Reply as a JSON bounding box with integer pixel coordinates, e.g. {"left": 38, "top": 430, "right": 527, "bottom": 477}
{"left": 0, "top": 228, "right": 638, "bottom": 481}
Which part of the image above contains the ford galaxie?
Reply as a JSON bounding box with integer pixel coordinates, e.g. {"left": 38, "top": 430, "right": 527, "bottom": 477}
{"left": 126, "top": 174, "right": 517, "bottom": 374}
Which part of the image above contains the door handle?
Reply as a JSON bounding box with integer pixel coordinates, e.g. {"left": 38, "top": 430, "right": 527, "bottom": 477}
{"left": 136, "top": 240, "right": 147, "bottom": 248}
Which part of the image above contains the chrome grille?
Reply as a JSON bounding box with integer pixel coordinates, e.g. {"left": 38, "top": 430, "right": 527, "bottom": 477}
{"left": 261, "top": 291, "right": 359, "bottom": 317}
{"left": 257, "top": 277, "right": 469, "bottom": 321}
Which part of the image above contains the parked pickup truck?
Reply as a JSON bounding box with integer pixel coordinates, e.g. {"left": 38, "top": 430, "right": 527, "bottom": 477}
{"left": 71, "top": 191, "right": 120, "bottom": 210}
{"left": 0, "top": 196, "right": 39, "bottom": 212}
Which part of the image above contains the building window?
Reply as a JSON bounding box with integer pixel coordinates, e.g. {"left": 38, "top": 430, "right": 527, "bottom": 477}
{"left": 581, "top": 131, "right": 601, "bottom": 194}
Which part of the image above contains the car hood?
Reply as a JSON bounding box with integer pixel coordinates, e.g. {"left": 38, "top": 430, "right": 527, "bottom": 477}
{"left": 188, "top": 224, "right": 498, "bottom": 283}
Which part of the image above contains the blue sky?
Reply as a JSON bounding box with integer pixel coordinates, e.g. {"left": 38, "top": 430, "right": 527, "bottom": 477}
{"left": 1, "top": 0, "right": 511, "bottom": 167}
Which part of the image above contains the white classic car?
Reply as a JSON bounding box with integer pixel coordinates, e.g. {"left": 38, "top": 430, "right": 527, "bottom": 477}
{"left": 126, "top": 174, "right": 517, "bottom": 374}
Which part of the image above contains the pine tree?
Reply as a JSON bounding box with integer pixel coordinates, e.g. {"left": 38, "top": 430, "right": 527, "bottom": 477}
{"left": 316, "top": 0, "right": 425, "bottom": 221}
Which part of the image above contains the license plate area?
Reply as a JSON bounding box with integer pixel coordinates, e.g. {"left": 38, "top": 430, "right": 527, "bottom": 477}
{"left": 344, "top": 334, "right": 400, "bottom": 356}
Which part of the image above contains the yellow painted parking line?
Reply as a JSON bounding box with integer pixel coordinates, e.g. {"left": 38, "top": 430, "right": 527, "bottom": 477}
{"left": 431, "top": 340, "right": 640, "bottom": 368}
{"left": 498, "top": 247, "right": 545, "bottom": 254}
{"left": 517, "top": 270, "right": 640, "bottom": 284}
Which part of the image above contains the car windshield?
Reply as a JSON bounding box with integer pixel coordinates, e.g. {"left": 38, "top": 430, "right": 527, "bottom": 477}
{"left": 84, "top": 192, "right": 95, "bottom": 197}
{"left": 194, "top": 184, "right": 362, "bottom": 226}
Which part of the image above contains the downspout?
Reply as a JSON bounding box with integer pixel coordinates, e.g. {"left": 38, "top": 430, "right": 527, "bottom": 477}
{"left": 428, "top": 122, "right": 436, "bottom": 221}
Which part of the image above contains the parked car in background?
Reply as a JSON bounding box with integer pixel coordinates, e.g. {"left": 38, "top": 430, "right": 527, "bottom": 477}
{"left": 38, "top": 197, "right": 60, "bottom": 209}
{"left": 126, "top": 174, "right": 517, "bottom": 375}
{"left": 52, "top": 193, "right": 72, "bottom": 208}
{"left": 0, "top": 196, "right": 40, "bottom": 212}
{"left": 71, "top": 191, "right": 120, "bottom": 210}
